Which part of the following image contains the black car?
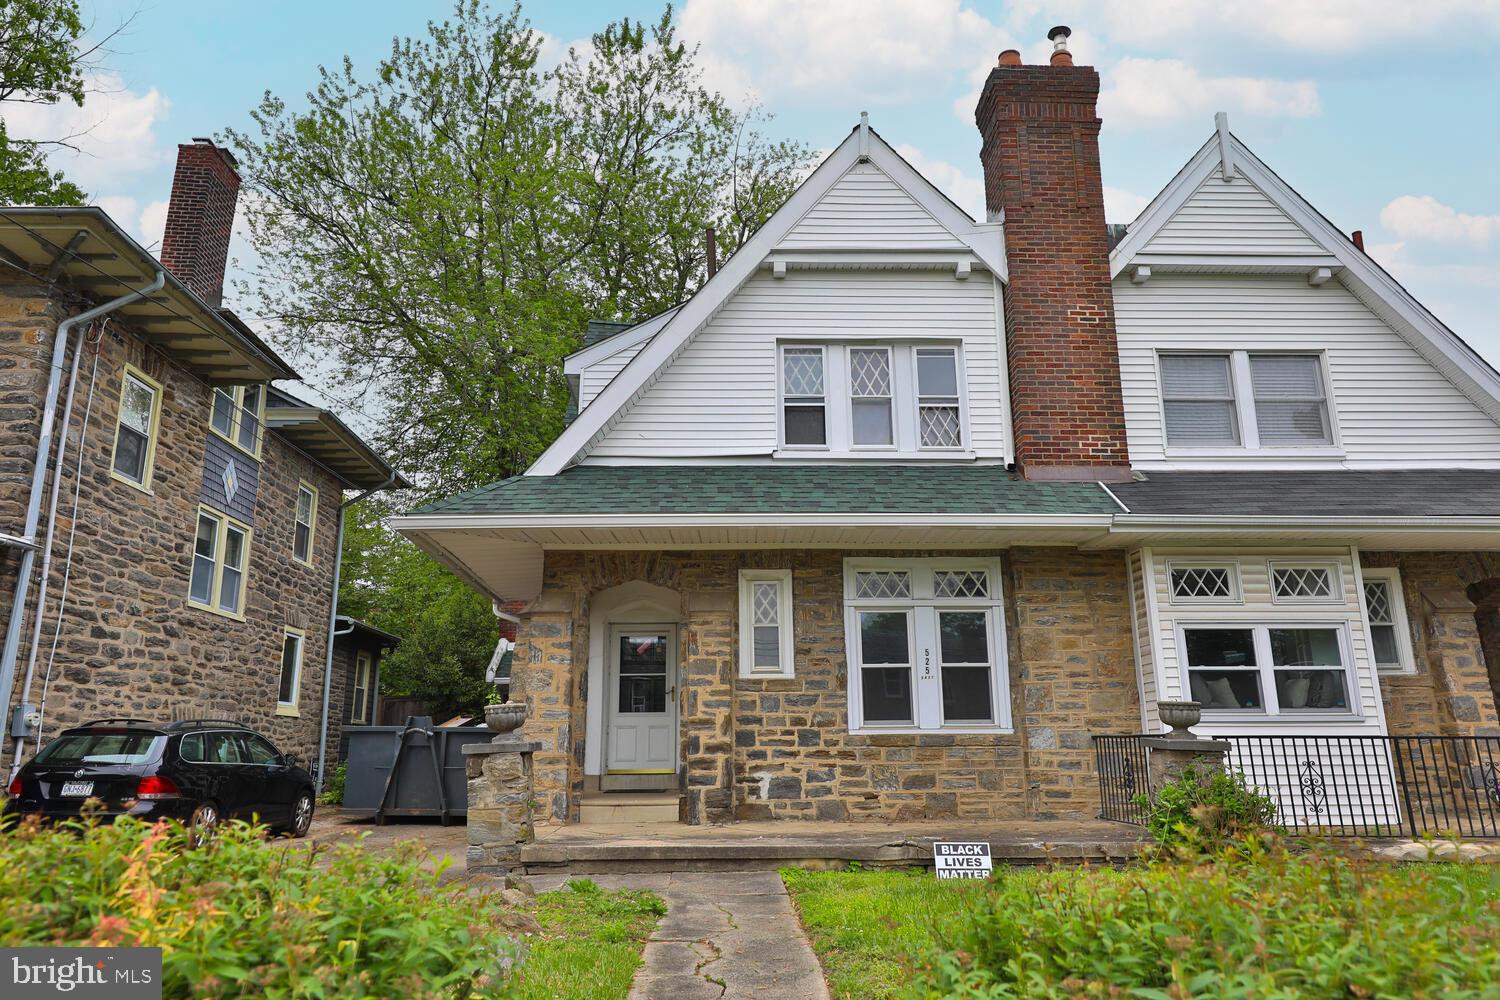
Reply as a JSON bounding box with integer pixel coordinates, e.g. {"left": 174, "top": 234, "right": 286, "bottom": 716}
{"left": 3, "top": 718, "right": 316, "bottom": 838}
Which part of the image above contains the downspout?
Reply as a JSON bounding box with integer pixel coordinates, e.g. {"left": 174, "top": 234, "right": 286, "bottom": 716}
{"left": 0, "top": 270, "right": 166, "bottom": 757}
{"left": 314, "top": 473, "right": 397, "bottom": 791}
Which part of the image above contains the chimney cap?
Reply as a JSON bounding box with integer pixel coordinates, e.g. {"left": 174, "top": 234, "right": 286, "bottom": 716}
{"left": 1048, "top": 25, "right": 1072, "bottom": 42}
{"left": 998, "top": 49, "right": 1022, "bottom": 66}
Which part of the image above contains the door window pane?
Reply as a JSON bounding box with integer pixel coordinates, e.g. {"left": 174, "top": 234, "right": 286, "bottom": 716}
{"left": 190, "top": 514, "right": 217, "bottom": 605}
{"left": 1161, "top": 354, "right": 1238, "bottom": 446}
{"left": 618, "top": 635, "right": 668, "bottom": 714}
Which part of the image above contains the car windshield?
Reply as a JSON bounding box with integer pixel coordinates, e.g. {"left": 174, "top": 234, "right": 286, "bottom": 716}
{"left": 34, "top": 732, "right": 164, "bottom": 765}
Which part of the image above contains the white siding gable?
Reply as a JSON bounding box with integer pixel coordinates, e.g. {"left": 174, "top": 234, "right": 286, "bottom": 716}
{"left": 580, "top": 340, "right": 647, "bottom": 411}
{"left": 776, "top": 162, "right": 967, "bottom": 251}
{"left": 1116, "top": 272, "right": 1500, "bottom": 469}
{"left": 587, "top": 270, "right": 1007, "bottom": 461}
{"left": 1141, "top": 174, "right": 1322, "bottom": 256}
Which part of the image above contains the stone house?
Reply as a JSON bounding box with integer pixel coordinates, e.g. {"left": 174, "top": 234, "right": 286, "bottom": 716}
{"left": 394, "top": 31, "right": 1500, "bottom": 827}
{"left": 0, "top": 138, "right": 404, "bottom": 782}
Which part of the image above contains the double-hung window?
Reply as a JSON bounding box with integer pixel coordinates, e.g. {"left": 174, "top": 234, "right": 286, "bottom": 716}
{"left": 210, "top": 384, "right": 266, "bottom": 456}
{"left": 352, "top": 651, "right": 374, "bottom": 724}
{"left": 1160, "top": 351, "right": 1334, "bottom": 450}
{"left": 188, "top": 507, "right": 252, "bottom": 618}
{"left": 111, "top": 366, "right": 162, "bottom": 489}
{"left": 293, "top": 483, "right": 317, "bottom": 565}
{"left": 779, "top": 343, "right": 967, "bottom": 453}
{"left": 1362, "top": 568, "right": 1415, "bottom": 674}
{"left": 1182, "top": 623, "right": 1355, "bottom": 716}
{"left": 738, "top": 569, "right": 794, "bottom": 678}
{"left": 844, "top": 559, "right": 1009, "bottom": 732}
{"left": 278, "top": 628, "right": 304, "bottom": 714}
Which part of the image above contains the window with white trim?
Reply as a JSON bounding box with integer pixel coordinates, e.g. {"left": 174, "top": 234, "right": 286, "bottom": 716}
{"left": 738, "top": 569, "right": 794, "bottom": 678}
{"left": 293, "top": 482, "right": 317, "bottom": 565}
{"left": 188, "top": 507, "right": 251, "bottom": 618}
{"left": 779, "top": 343, "right": 967, "bottom": 454}
{"left": 1160, "top": 351, "right": 1335, "bottom": 450}
{"left": 1182, "top": 623, "right": 1355, "bottom": 716}
{"left": 278, "top": 628, "right": 304, "bottom": 713}
{"left": 111, "top": 367, "right": 162, "bottom": 489}
{"left": 843, "top": 558, "right": 1009, "bottom": 732}
{"left": 210, "top": 384, "right": 266, "bottom": 456}
{"left": 352, "top": 650, "right": 374, "bottom": 724}
{"left": 1270, "top": 561, "right": 1340, "bottom": 603}
{"left": 1167, "top": 562, "right": 1240, "bottom": 604}
{"left": 1362, "top": 568, "right": 1415, "bottom": 674}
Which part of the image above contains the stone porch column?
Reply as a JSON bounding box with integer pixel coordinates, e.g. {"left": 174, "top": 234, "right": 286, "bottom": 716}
{"left": 1420, "top": 588, "right": 1500, "bottom": 736}
{"left": 680, "top": 590, "right": 736, "bottom": 824}
{"left": 513, "top": 592, "right": 580, "bottom": 823}
{"left": 463, "top": 738, "right": 540, "bottom": 875}
{"left": 1143, "top": 734, "right": 1232, "bottom": 800}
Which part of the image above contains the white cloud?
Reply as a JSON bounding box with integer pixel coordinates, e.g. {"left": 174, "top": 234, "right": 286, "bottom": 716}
{"left": 138, "top": 199, "right": 169, "bottom": 252}
{"left": 893, "top": 144, "right": 984, "bottom": 219}
{"left": 679, "top": 0, "right": 1014, "bottom": 106}
{"left": 1104, "top": 186, "right": 1151, "bottom": 224}
{"left": 90, "top": 195, "right": 170, "bottom": 252}
{"left": 1099, "top": 58, "right": 1319, "bottom": 127}
{"left": 2, "top": 72, "right": 170, "bottom": 194}
{"left": 1380, "top": 195, "right": 1500, "bottom": 247}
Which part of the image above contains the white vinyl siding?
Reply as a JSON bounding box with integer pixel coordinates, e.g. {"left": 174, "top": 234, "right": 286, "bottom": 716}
{"left": 1115, "top": 273, "right": 1500, "bottom": 468}
{"left": 777, "top": 162, "right": 966, "bottom": 251}
{"left": 580, "top": 339, "right": 648, "bottom": 411}
{"left": 1141, "top": 174, "right": 1322, "bottom": 255}
{"left": 589, "top": 270, "right": 1006, "bottom": 460}
{"left": 1127, "top": 551, "right": 1160, "bottom": 733}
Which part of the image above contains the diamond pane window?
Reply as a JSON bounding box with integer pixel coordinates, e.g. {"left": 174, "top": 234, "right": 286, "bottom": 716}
{"left": 1169, "top": 565, "right": 1235, "bottom": 602}
{"left": 739, "top": 570, "right": 793, "bottom": 677}
{"left": 917, "top": 348, "right": 962, "bottom": 448}
{"left": 933, "top": 570, "right": 989, "bottom": 599}
{"left": 855, "top": 571, "right": 911, "bottom": 600}
{"left": 1272, "top": 565, "right": 1335, "bottom": 601}
{"left": 1364, "top": 576, "right": 1409, "bottom": 670}
{"left": 782, "top": 347, "right": 826, "bottom": 447}
{"left": 783, "top": 349, "right": 824, "bottom": 397}
{"left": 849, "top": 348, "right": 893, "bottom": 446}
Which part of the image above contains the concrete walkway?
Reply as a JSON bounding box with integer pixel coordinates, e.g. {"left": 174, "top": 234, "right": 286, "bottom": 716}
{"left": 533, "top": 871, "right": 830, "bottom": 1000}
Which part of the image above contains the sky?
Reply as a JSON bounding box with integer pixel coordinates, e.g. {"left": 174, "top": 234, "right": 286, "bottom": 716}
{"left": 15, "top": 0, "right": 1500, "bottom": 383}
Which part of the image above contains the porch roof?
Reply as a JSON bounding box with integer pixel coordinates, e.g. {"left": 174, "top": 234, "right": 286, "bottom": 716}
{"left": 409, "top": 464, "right": 1121, "bottom": 517}
{"left": 1109, "top": 469, "right": 1500, "bottom": 518}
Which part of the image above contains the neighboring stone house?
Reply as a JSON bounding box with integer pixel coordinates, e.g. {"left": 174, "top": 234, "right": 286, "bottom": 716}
{"left": 394, "top": 30, "right": 1500, "bottom": 827}
{"left": 331, "top": 615, "right": 401, "bottom": 759}
{"left": 0, "top": 139, "right": 404, "bottom": 780}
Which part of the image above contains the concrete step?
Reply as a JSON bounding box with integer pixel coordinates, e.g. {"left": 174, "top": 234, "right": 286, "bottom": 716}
{"left": 578, "top": 793, "right": 681, "bottom": 825}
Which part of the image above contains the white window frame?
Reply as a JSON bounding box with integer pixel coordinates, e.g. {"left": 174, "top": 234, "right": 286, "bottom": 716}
{"left": 1361, "top": 567, "right": 1416, "bottom": 676}
{"left": 847, "top": 345, "right": 896, "bottom": 451}
{"left": 738, "top": 569, "right": 795, "bottom": 679}
{"left": 1268, "top": 559, "right": 1342, "bottom": 605}
{"left": 1165, "top": 560, "right": 1242, "bottom": 606}
{"left": 352, "top": 650, "right": 374, "bottom": 724}
{"left": 843, "top": 557, "right": 1010, "bottom": 734}
{"left": 187, "top": 506, "right": 252, "bottom": 621}
{"left": 914, "top": 346, "right": 965, "bottom": 451}
{"left": 277, "top": 627, "right": 305, "bottom": 716}
{"left": 776, "top": 341, "right": 970, "bottom": 457}
{"left": 1156, "top": 349, "right": 1342, "bottom": 455}
{"left": 1178, "top": 620, "right": 1361, "bottom": 720}
{"left": 110, "top": 365, "right": 163, "bottom": 492}
{"left": 293, "top": 481, "right": 318, "bottom": 566}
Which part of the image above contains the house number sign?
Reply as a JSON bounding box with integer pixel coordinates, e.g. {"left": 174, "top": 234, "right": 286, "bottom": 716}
{"left": 933, "top": 841, "right": 993, "bottom": 880}
{"left": 921, "top": 647, "right": 934, "bottom": 680}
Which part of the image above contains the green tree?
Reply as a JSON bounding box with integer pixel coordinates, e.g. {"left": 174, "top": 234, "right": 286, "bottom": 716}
{"left": 0, "top": 0, "right": 88, "bottom": 205}
{"left": 229, "top": 1, "right": 809, "bottom": 498}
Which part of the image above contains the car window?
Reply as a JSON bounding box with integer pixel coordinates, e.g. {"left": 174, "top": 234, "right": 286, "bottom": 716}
{"left": 179, "top": 733, "right": 207, "bottom": 762}
{"left": 240, "top": 734, "right": 281, "bottom": 765}
{"left": 34, "top": 732, "right": 163, "bottom": 765}
{"left": 206, "top": 732, "right": 243, "bottom": 764}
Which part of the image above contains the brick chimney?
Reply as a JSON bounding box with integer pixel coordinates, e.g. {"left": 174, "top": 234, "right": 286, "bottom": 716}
{"left": 159, "top": 138, "right": 241, "bottom": 307}
{"left": 976, "top": 27, "right": 1131, "bottom": 482}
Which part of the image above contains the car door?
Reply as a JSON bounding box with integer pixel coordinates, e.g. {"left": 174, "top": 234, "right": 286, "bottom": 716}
{"left": 239, "top": 733, "right": 295, "bottom": 823}
{"left": 205, "top": 731, "right": 261, "bottom": 821}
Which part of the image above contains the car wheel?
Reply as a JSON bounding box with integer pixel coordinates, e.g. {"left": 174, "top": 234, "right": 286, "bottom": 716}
{"left": 188, "top": 801, "right": 219, "bottom": 848}
{"left": 289, "top": 791, "right": 314, "bottom": 838}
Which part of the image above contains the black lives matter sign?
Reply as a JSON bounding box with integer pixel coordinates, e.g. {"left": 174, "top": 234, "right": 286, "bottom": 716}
{"left": 932, "top": 841, "right": 993, "bottom": 880}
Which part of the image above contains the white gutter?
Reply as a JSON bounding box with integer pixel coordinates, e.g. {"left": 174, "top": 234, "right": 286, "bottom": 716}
{"left": 1, "top": 270, "right": 165, "bottom": 767}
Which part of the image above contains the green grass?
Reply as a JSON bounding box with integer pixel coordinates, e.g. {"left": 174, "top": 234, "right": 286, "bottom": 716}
{"left": 784, "top": 856, "right": 1500, "bottom": 1000}
{"left": 783, "top": 867, "right": 986, "bottom": 1000}
{"left": 509, "top": 879, "right": 666, "bottom": 1000}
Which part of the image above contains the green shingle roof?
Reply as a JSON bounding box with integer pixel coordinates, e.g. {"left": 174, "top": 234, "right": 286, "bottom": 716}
{"left": 410, "top": 465, "right": 1119, "bottom": 516}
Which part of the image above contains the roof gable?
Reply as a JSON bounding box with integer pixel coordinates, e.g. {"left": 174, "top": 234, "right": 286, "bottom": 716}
{"left": 1141, "top": 172, "right": 1321, "bottom": 256}
{"left": 776, "top": 161, "right": 967, "bottom": 251}
{"left": 528, "top": 118, "right": 1005, "bottom": 476}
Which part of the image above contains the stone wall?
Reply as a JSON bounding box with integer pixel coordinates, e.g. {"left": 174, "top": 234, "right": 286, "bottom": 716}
{"left": 0, "top": 281, "right": 344, "bottom": 768}
{"left": 512, "top": 547, "right": 1140, "bottom": 825}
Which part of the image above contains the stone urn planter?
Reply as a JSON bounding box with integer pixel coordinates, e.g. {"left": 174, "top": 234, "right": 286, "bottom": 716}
{"left": 1158, "top": 700, "right": 1202, "bottom": 738}
{"left": 483, "top": 702, "right": 529, "bottom": 742}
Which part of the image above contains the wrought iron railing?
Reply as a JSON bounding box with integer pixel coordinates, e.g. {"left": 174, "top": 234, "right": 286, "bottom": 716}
{"left": 1094, "top": 733, "right": 1500, "bottom": 838}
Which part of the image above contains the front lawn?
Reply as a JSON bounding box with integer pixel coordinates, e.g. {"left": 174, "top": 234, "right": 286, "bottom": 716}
{"left": 510, "top": 879, "right": 665, "bottom": 1000}
{"left": 785, "top": 844, "right": 1500, "bottom": 999}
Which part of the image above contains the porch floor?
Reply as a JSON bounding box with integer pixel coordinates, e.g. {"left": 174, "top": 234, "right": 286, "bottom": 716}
{"left": 523, "top": 817, "right": 1147, "bottom": 874}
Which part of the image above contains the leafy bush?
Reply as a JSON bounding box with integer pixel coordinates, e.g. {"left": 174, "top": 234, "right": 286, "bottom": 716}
{"left": 320, "top": 760, "right": 347, "bottom": 805}
{"left": 0, "top": 814, "right": 523, "bottom": 997}
{"left": 1138, "top": 764, "right": 1276, "bottom": 851}
{"left": 916, "top": 839, "right": 1500, "bottom": 999}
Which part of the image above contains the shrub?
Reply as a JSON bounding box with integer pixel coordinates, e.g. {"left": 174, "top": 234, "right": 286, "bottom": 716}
{"left": 320, "top": 760, "right": 348, "bottom": 805}
{"left": 916, "top": 839, "right": 1500, "bottom": 999}
{"left": 0, "top": 814, "right": 522, "bottom": 997}
{"left": 1138, "top": 764, "right": 1276, "bottom": 851}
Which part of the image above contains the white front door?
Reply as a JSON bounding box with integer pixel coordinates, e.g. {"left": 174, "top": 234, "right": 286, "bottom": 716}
{"left": 605, "top": 625, "right": 678, "bottom": 779}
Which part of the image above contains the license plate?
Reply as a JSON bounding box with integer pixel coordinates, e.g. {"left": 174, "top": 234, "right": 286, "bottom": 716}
{"left": 60, "top": 780, "right": 93, "bottom": 797}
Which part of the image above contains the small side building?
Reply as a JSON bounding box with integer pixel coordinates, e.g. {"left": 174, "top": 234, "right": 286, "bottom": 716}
{"left": 332, "top": 615, "right": 401, "bottom": 761}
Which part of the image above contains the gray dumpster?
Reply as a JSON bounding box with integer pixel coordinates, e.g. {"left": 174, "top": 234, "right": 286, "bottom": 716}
{"left": 342, "top": 717, "right": 495, "bottom": 821}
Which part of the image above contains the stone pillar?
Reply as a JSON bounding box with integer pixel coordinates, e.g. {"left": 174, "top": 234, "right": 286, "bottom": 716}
{"left": 680, "top": 590, "right": 736, "bottom": 824}
{"left": 1421, "top": 588, "right": 1500, "bottom": 736}
{"left": 1143, "top": 735, "right": 1232, "bottom": 799}
{"left": 463, "top": 740, "right": 540, "bottom": 875}
{"left": 514, "top": 590, "right": 579, "bottom": 823}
